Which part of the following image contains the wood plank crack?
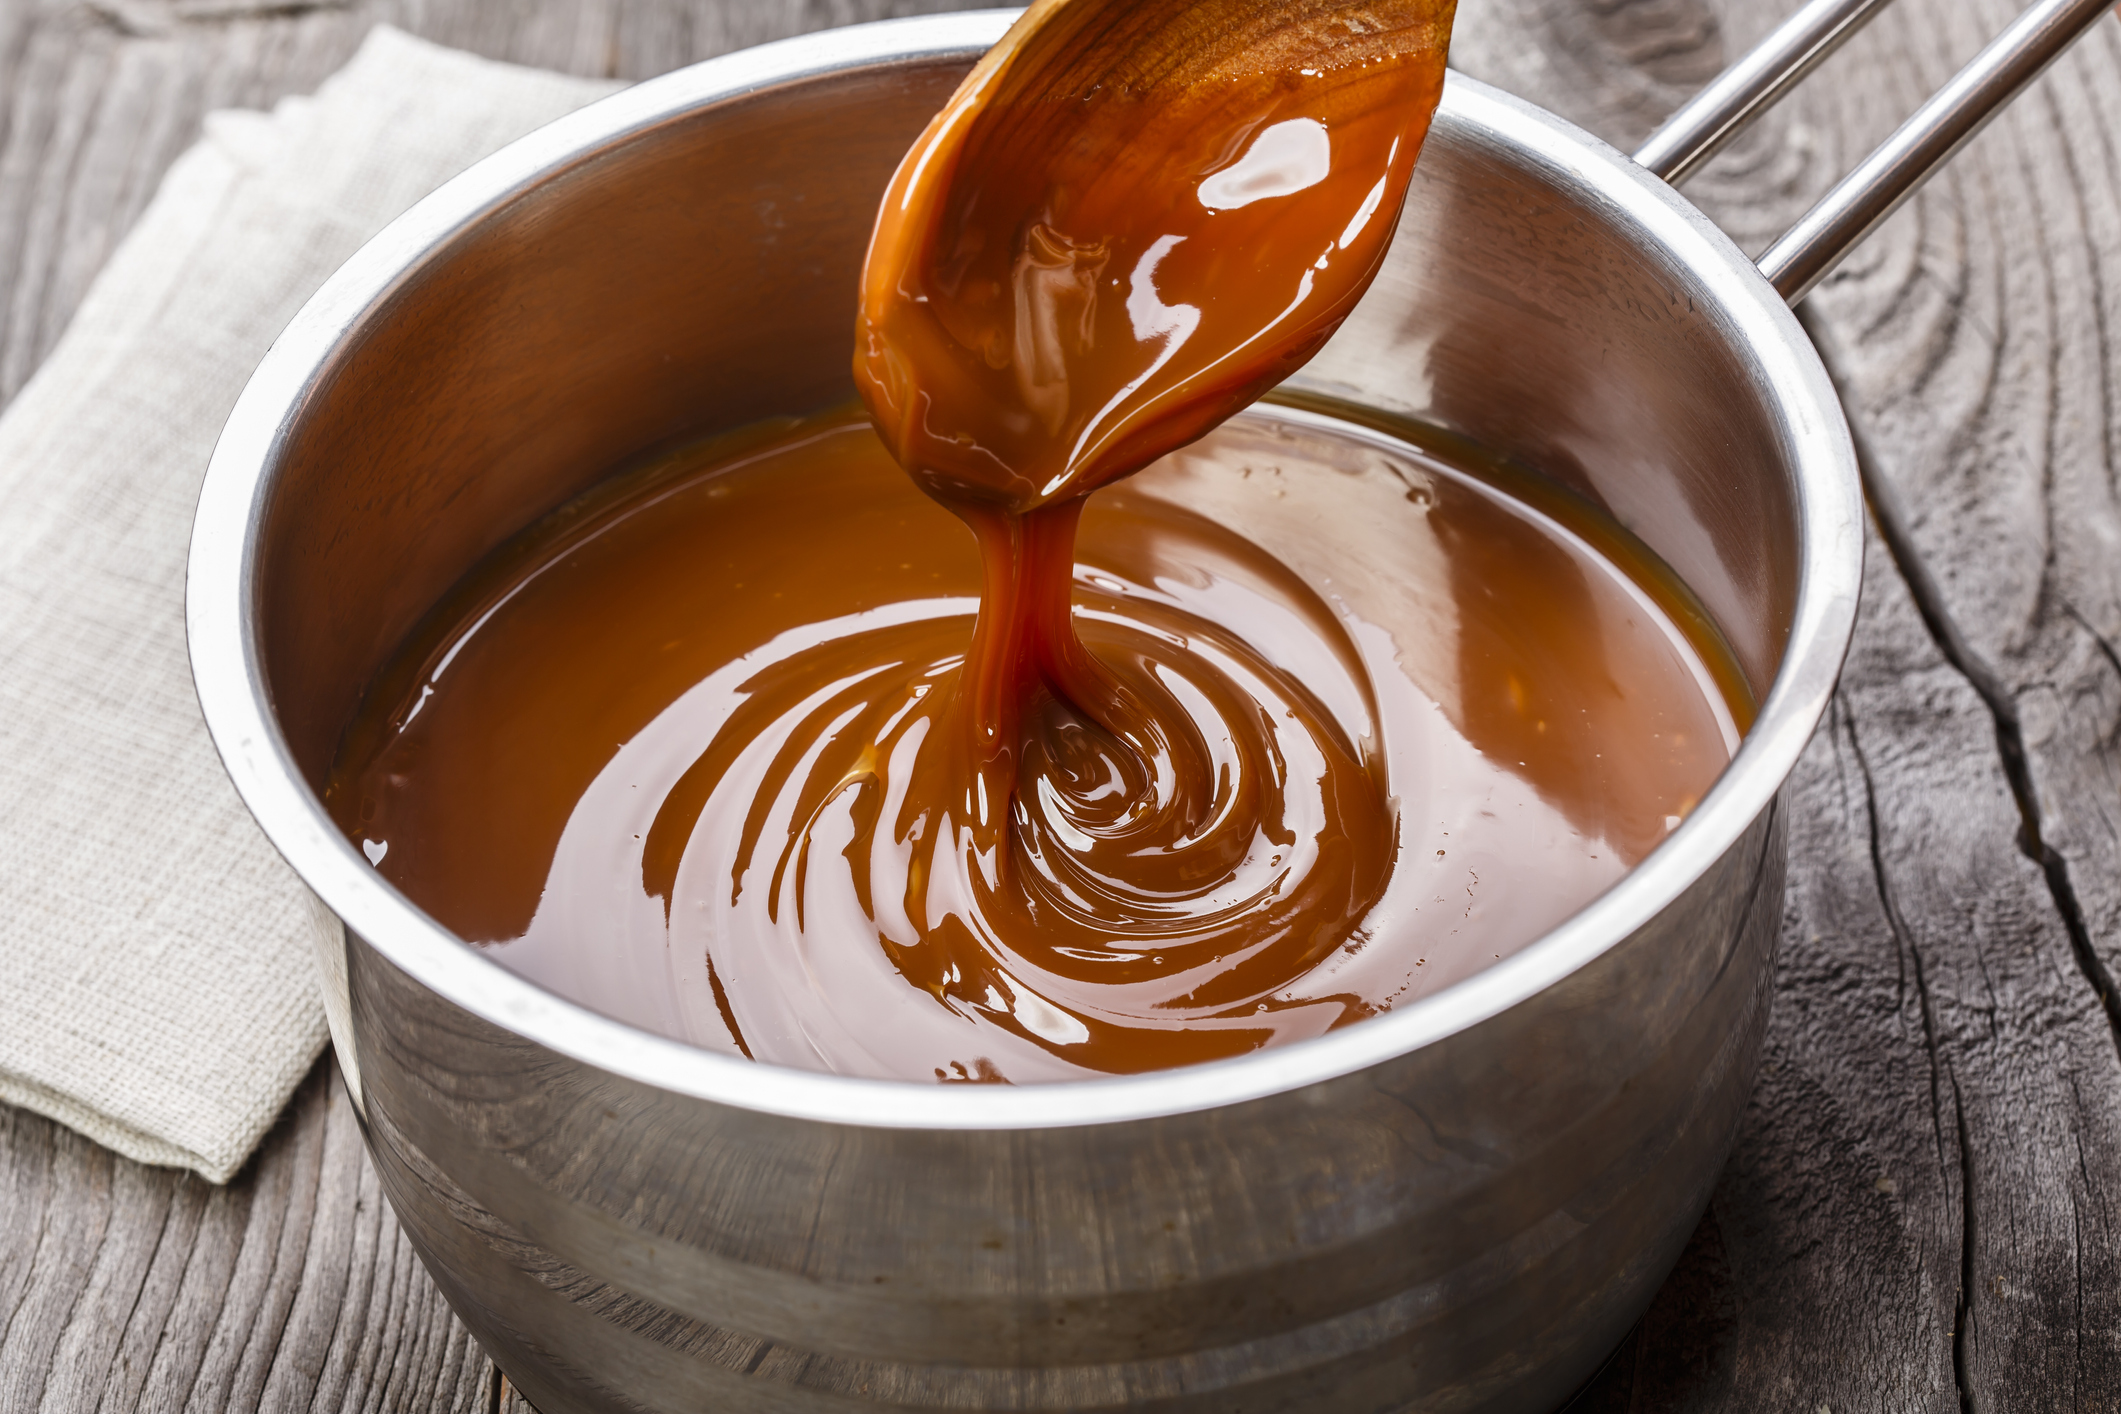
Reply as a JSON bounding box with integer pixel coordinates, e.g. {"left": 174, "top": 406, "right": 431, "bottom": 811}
{"left": 1951, "top": 1072, "right": 1978, "bottom": 1414}
{"left": 1841, "top": 694, "right": 1951, "bottom": 1175}
{"left": 1801, "top": 302, "right": 2121, "bottom": 1069}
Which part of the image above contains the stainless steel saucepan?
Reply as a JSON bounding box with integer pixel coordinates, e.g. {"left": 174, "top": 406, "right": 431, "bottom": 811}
{"left": 185, "top": 3, "right": 2114, "bottom": 1409}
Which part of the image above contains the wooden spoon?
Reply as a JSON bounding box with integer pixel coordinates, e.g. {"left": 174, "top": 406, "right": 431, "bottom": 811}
{"left": 853, "top": 0, "right": 1459, "bottom": 516}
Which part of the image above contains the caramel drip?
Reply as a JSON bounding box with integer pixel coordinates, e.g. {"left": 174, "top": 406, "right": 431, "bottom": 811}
{"left": 830, "top": 0, "right": 1451, "bottom": 1073}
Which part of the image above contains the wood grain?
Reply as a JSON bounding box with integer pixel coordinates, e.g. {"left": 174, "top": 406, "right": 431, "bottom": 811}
{"left": 2, "top": 0, "right": 2118, "bottom": 1409}
{"left": 0, "top": 1062, "right": 494, "bottom": 1413}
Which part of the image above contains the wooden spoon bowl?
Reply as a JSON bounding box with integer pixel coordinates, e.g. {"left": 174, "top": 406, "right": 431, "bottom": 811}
{"left": 854, "top": 0, "right": 1458, "bottom": 515}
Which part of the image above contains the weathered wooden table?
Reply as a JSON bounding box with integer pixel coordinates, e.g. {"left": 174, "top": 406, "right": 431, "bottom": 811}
{"left": 3, "top": 0, "right": 2117, "bottom": 1408}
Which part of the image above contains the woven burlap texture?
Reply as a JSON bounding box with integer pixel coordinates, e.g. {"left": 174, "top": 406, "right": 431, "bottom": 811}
{"left": 0, "top": 27, "right": 617, "bottom": 1183}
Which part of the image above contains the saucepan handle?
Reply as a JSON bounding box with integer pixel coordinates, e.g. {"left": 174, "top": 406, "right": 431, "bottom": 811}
{"left": 1633, "top": 0, "right": 1899, "bottom": 185}
{"left": 1631, "top": 0, "right": 2119, "bottom": 304}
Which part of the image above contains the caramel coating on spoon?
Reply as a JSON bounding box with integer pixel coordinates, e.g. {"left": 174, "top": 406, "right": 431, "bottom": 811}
{"left": 856, "top": 0, "right": 1456, "bottom": 512}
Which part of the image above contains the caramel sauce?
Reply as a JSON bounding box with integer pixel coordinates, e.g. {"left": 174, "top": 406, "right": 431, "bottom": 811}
{"left": 325, "top": 0, "right": 1747, "bottom": 1081}
{"left": 325, "top": 403, "right": 1743, "bottom": 1080}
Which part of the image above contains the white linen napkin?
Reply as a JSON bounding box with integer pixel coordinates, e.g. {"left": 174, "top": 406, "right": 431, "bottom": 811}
{"left": 0, "top": 27, "right": 618, "bottom": 1182}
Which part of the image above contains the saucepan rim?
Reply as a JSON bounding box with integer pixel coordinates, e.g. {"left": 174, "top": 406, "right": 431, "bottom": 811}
{"left": 186, "top": 7, "right": 1862, "bottom": 1132}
